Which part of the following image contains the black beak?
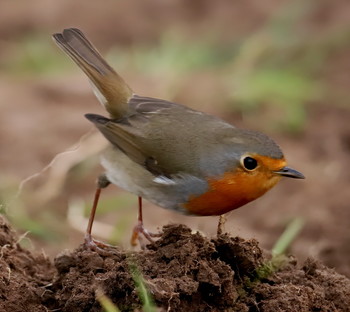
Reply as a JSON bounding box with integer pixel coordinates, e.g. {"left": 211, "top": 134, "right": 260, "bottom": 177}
{"left": 274, "top": 167, "right": 305, "bottom": 179}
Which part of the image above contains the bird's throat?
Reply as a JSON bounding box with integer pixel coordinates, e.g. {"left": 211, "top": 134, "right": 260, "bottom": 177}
{"left": 183, "top": 170, "right": 281, "bottom": 216}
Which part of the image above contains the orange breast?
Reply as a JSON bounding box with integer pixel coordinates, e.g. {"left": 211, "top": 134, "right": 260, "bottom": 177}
{"left": 184, "top": 156, "right": 286, "bottom": 216}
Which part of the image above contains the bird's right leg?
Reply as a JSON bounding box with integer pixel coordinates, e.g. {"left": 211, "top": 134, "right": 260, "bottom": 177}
{"left": 217, "top": 214, "right": 227, "bottom": 236}
{"left": 130, "top": 196, "right": 163, "bottom": 248}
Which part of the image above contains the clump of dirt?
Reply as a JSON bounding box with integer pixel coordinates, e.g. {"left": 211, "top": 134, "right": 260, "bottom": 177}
{"left": 0, "top": 217, "right": 54, "bottom": 312}
{"left": 1, "top": 218, "right": 349, "bottom": 311}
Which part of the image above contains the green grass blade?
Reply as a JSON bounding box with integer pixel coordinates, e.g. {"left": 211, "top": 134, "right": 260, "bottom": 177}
{"left": 129, "top": 263, "right": 157, "bottom": 312}
{"left": 272, "top": 217, "right": 305, "bottom": 256}
{"left": 96, "top": 289, "right": 121, "bottom": 312}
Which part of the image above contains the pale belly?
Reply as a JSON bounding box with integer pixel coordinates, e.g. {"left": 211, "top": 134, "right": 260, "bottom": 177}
{"left": 99, "top": 146, "right": 208, "bottom": 215}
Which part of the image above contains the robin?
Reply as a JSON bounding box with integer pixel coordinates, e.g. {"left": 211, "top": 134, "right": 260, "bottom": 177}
{"left": 53, "top": 28, "right": 304, "bottom": 249}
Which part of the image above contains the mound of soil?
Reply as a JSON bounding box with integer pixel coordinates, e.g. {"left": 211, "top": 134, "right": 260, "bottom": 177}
{"left": 0, "top": 217, "right": 349, "bottom": 311}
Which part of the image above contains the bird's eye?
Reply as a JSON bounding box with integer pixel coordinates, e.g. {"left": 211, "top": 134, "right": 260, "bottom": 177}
{"left": 242, "top": 156, "right": 258, "bottom": 171}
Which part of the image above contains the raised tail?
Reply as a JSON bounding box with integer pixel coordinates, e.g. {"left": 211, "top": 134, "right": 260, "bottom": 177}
{"left": 52, "top": 28, "right": 133, "bottom": 119}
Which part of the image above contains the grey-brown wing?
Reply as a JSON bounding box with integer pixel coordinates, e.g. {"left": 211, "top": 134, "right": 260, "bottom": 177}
{"left": 85, "top": 113, "right": 173, "bottom": 177}
{"left": 87, "top": 95, "right": 237, "bottom": 177}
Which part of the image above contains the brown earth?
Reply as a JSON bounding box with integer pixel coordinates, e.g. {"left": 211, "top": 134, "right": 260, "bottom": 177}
{"left": 1, "top": 216, "right": 349, "bottom": 312}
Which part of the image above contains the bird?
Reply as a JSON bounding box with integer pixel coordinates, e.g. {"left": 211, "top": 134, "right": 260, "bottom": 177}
{"left": 52, "top": 28, "right": 304, "bottom": 249}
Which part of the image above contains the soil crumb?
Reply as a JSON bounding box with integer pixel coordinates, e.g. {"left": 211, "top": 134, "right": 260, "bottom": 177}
{"left": 0, "top": 218, "right": 349, "bottom": 311}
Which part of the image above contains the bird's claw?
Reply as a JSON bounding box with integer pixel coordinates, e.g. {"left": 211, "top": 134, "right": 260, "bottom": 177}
{"left": 131, "top": 223, "right": 162, "bottom": 248}
{"left": 84, "top": 234, "right": 117, "bottom": 256}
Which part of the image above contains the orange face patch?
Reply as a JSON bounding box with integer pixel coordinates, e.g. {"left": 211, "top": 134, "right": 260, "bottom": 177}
{"left": 254, "top": 155, "right": 287, "bottom": 172}
{"left": 183, "top": 156, "right": 286, "bottom": 216}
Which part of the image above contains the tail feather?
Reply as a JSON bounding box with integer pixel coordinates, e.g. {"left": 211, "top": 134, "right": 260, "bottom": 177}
{"left": 53, "top": 28, "right": 133, "bottom": 119}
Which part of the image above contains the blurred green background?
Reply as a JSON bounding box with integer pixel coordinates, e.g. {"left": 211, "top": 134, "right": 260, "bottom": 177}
{"left": 0, "top": 0, "right": 349, "bottom": 276}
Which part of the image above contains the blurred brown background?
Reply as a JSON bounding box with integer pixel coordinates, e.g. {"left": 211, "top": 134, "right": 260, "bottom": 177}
{"left": 0, "top": 0, "right": 349, "bottom": 276}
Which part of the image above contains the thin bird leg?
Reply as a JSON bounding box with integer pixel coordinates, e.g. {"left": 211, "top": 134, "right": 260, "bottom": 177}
{"left": 84, "top": 174, "right": 111, "bottom": 251}
{"left": 217, "top": 214, "right": 227, "bottom": 236}
{"left": 130, "top": 197, "right": 162, "bottom": 247}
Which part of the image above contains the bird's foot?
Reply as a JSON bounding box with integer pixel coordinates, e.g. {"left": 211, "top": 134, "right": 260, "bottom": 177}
{"left": 131, "top": 222, "right": 162, "bottom": 249}
{"left": 84, "top": 233, "right": 117, "bottom": 256}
